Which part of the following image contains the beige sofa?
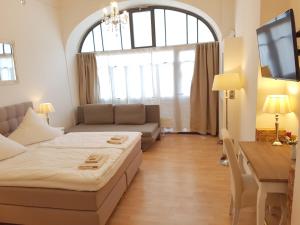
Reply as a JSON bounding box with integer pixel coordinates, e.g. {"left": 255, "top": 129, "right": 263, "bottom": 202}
{"left": 68, "top": 104, "right": 160, "bottom": 150}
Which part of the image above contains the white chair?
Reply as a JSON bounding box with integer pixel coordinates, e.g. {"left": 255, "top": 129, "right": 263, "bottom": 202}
{"left": 222, "top": 129, "right": 258, "bottom": 225}
{"left": 222, "top": 129, "right": 288, "bottom": 225}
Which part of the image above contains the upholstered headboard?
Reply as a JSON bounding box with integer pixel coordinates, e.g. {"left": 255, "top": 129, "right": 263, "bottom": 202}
{"left": 0, "top": 102, "right": 33, "bottom": 136}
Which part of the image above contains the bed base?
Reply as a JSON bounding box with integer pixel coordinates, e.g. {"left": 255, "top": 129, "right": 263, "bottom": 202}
{"left": 0, "top": 148, "right": 142, "bottom": 225}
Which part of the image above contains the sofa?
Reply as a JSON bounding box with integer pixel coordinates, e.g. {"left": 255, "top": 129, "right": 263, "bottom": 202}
{"left": 68, "top": 104, "right": 160, "bottom": 150}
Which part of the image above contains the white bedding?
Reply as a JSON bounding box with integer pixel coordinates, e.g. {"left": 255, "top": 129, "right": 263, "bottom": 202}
{"left": 39, "top": 132, "right": 141, "bottom": 150}
{"left": 0, "top": 132, "right": 141, "bottom": 191}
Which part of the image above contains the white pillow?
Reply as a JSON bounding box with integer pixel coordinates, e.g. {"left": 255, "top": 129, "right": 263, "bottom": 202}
{"left": 9, "top": 108, "right": 63, "bottom": 145}
{"left": 0, "top": 134, "right": 26, "bottom": 161}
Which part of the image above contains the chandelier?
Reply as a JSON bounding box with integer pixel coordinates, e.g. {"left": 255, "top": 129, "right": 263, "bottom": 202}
{"left": 102, "top": 1, "right": 129, "bottom": 32}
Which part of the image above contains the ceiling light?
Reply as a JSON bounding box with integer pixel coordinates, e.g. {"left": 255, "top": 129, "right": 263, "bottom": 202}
{"left": 102, "top": 1, "right": 129, "bottom": 32}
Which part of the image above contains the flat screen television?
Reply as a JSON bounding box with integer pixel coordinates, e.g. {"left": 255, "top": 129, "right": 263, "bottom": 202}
{"left": 257, "top": 9, "right": 300, "bottom": 81}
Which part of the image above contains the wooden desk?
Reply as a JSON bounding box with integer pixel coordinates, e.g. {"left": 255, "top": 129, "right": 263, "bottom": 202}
{"left": 239, "top": 142, "right": 291, "bottom": 225}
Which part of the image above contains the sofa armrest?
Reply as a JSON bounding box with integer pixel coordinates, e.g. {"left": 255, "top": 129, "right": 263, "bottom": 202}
{"left": 145, "top": 105, "right": 160, "bottom": 126}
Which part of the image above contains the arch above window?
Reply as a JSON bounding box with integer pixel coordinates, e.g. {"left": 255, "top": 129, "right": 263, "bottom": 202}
{"left": 80, "top": 6, "right": 217, "bottom": 53}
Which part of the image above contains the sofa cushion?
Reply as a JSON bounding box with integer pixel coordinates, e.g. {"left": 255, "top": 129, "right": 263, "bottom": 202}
{"left": 115, "top": 104, "right": 146, "bottom": 125}
{"left": 83, "top": 104, "right": 114, "bottom": 124}
{"left": 68, "top": 123, "right": 159, "bottom": 138}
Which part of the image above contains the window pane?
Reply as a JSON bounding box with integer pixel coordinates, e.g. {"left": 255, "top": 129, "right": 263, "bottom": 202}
{"left": 132, "top": 11, "right": 152, "bottom": 47}
{"left": 81, "top": 32, "right": 94, "bottom": 53}
{"left": 178, "top": 50, "right": 195, "bottom": 96}
{"left": 4, "top": 44, "right": 12, "bottom": 54}
{"left": 165, "top": 10, "right": 187, "bottom": 46}
{"left": 142, "top": 65, "right": 155, "bottom": 98}
{"left": 93, "top": 25, "right": 103, "bottom": 52}
{"left": 97, "top": 55, "right": 112, "bottom": 102}
{"left": 121, "top": 22, "right": 131, "bottom": 50}
{"left": 187, "top": 15, "right": 197, "bottom": 44}
{"left": 101, "top": 23, "right": 122, "bottom": 51}
{"left": 0, "top": 44, "right": 3, "bottom": 54}
{"left": 152, "top": 50, "right": 174, "bottom": 98}
{"left": 155, "top": 9, "right": 165, "bottom": 47}
{"left": 127, "top": 66, "right": 142, "bottom": 100}
{"left": 0, "top": 57, "right": 16, "bottom": 81}
{"left": 111, "top": 66, "right": 127, "bottom": 101}
{"left": 198, "top": 20, "right": 215, "bottom": 43}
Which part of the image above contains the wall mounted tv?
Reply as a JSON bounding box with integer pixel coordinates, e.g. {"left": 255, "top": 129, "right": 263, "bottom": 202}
{"left": 257, "top": 9, "right": 300, "bottom": 81}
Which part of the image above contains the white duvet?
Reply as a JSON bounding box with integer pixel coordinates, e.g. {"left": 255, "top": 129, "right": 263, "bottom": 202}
{"left": 0, "top": 132, "right": 141, "bottom": 191}
{"left": 39, "top": 132, "right": 141, "bottom": 150}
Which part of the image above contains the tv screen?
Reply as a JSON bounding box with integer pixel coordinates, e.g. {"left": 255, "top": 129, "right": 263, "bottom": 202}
{"left": 257, "top": 9, "right": 299, "bottom": 81}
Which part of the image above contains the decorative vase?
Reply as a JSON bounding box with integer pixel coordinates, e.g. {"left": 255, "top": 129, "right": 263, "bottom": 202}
{"left": 291, "top": 145, "right": 297, "bottom": 160}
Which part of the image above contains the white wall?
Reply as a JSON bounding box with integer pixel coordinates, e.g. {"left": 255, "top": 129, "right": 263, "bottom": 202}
{"left": 234, "top": 0, "right": 260, "bottom": 141}
{"left": 223, "top": 37, "right": 243, "bottom": 142}
{"left": 0, "top": 0, "right": 73, "bottom": 128}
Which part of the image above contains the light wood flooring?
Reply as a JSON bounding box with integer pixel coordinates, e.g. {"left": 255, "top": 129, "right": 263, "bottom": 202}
{"left": 108, "top": 134, "right": 255, "bottom": 225}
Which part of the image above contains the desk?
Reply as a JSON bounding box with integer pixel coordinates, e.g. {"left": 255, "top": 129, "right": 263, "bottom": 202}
{"left": 239, "top": 142, "right": 291, "bottom": 225}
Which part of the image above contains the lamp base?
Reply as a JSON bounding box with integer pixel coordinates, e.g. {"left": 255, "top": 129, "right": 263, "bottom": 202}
{"left": 272, "top": 141, "right": 282, "bottom": 146}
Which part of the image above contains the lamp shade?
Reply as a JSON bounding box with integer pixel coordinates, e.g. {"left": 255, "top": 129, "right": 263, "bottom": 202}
{"left": 263, "top": 95, "right": 291, "bottom": 114}
{"left": 39, "top": 103, "right": 55, "bottom": 114}
{"left": 212, "top": 73, "right": 243, "bottom": 91}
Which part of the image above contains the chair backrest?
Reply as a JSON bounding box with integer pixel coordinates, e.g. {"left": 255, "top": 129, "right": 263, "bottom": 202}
{"left": 222, "top": 129, "right": 243, "bottom": 206}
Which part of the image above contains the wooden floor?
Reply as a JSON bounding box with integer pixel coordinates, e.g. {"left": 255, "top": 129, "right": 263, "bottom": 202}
{"left": 108, "top": 134, "right": 255, "bottom": 225}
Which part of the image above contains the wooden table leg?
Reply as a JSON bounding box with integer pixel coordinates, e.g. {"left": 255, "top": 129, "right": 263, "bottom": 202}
{"left": 257, "top": 183, "right": 267, "bottom": 225}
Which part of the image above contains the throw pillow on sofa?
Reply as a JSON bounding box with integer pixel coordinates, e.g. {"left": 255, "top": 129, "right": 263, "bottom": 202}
{"left": 115, "top": 104, "right": 146, "bottom": 125}
{"left": 84, "top": 104, "right": 114, "bottom": 124}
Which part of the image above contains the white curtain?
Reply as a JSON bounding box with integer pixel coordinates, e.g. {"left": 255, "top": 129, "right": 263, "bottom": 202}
{"left": 96, "top": 45, "right": 195, "bottom": 132}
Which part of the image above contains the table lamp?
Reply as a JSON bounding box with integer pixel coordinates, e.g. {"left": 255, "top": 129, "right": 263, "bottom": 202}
{"left": 263, "top": 95, "right": 291, "bottom": 146}
{"left": 39, "top": 103, "right": 55, "bottom": 124}
{"left": 212, "top": 73, "right": 243, "bottom": 166}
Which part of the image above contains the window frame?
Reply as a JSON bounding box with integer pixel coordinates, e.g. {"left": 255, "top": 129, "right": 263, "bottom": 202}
{"left": 79, "top": 5, "right": 218, "bottom": 53}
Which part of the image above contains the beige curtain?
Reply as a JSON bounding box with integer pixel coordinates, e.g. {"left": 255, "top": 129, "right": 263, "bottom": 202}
{"left": 190, "top": 42, "right": 219, "bottom": 135}
{"left": 77, "top": 53, "right": 99, "bottom": 105}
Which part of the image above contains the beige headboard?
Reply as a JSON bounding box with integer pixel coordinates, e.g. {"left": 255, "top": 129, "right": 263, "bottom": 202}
{"left": 0, "top": 102, "right": 33, "bottom": 136}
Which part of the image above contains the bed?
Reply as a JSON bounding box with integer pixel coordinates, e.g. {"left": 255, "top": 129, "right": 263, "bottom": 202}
{"left": 0, "top": 102, "right": 143, "bottom": 225}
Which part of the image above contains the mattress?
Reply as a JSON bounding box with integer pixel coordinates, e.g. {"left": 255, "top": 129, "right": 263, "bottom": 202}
{"left": 0, "top": 132, "right": 141, "bottom": 191}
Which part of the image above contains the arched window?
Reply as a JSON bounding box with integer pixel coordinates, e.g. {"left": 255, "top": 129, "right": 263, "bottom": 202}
{"left": 80, "top": 6, "right": 217, "bottom": 53}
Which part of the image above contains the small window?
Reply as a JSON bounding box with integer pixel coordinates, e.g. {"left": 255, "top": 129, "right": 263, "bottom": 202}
{"left": 121, "top": 22, "right": 132, "bottom": 50}
{"left": 198, "top": 20, "right": 215, "bottom": 43}
{"left": 132, "top": 11, "right": 153, "bottom": 47}
{"left": 188, "top": 15, "right": 197, "bottom": 44}
{"left": 81, "top": 32, "right": 95, "bottom": 53}
{"left": 165, "top": 10, "right": 187, "bottom": 46}
{"left": 154, "top": 9, "right": 166, "bottom": 47}
{"left": 93, "top": 25, "right": 103, "bottom": 52}
{"left": 102, "top": 23, "right": 122, "bottom": 51}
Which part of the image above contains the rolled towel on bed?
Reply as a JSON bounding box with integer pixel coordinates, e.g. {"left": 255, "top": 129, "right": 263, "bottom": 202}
{"left": 79, "top": 155, "right": 109, "bottom": 170}
{"left": 107, "top": 136, "right": 128, "bottom": 145}
{"left": 85, "top": 154, "right": 103, "bottom": 163}
{"left": 110, "top": 135, "right": 128, "bottom": 141}
{"left": 78, "top": 163, "right": 101, "bottom": 170}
